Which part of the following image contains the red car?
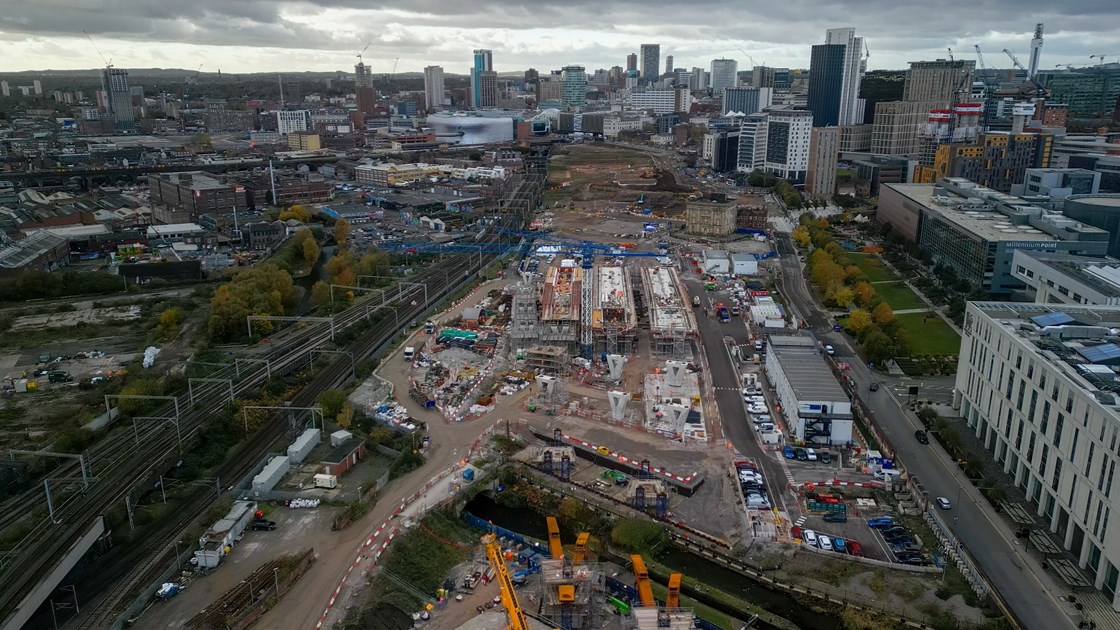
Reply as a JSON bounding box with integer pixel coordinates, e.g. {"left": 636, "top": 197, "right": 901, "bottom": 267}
{"left": 846, "top": 540, "right": 864, "bottom": 557}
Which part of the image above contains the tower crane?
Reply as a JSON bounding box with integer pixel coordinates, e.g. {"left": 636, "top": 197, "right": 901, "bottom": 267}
{"left": 1091, "top": 54, "right": 1120, "bottom": 65}
{"left": 356, "top": 42, "right": 371, "bottom": 64}
{"left": 630, "top": 555, "right": 656, "bottom": 607}
{"left": 546, "top": 516, "right": 564, "bottom": 560}
{"left": 484, "top": 534, "right": 529, "bottom": 630}
{"left": 83, "top": 29, "right": 112, "bottom": 68}
{"left": 1003, "top": 48, "right": 1048, "bottom": 100}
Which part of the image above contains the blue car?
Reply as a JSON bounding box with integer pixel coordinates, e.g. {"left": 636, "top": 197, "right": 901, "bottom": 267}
{"left": 867, "top": 517, "right": 895, "bottom": 528}
{"left": 782, "top": 445, "right": 795, "bottom": 459}
{"left": 833, "top": 537, "right": 847, "bottom": 553}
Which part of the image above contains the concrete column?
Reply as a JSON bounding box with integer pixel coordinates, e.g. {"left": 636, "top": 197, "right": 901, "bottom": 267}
{"left": 1079, "top": 538, "right": 1094, "bottom": 570}
{"left": 1049, "top": 495, "right": 1061, "bottom": 532}
{"left": 1037, "top": 481, "right": 1047, "bottom": 518}
{"left": 1063, "top": 513, "right": 1076, "bottom": 550}
{"left": 1094, "top": 558, "right": 1108, "bottom": 590}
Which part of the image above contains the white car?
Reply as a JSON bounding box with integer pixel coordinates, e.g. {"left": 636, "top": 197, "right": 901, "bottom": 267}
{"left": 745, "top": 395, "right": 765, "bottom": 403}
{"left": 802, "top": 529, "right": 818, "bottom": 546}
{"left": 748, "top": 405, "right": 767, "bottom": 415}
{"left": 806, "top": 448, "right": 818, "bottom": 461}
{"left": 818, "top": 535, "right": 833, "bottom": 551}
{"left": 752, "top": 414, "right": 771, "bottom": 424}
{"left": 936, "top": 496, "right": 952, "bottom": 510}
{"left": 825, "top": 344, "right": 835, "bottom": 356}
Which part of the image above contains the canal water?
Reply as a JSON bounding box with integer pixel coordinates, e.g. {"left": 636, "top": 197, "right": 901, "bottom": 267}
{"left": 464, "top": 495, "right": 843, "bottom": 630}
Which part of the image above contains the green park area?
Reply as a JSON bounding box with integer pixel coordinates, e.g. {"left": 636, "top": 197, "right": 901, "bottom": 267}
{"left": 847, "top": 253, "right": 893, "bottom": 283}
{"left": 895, "top": 312, "right": 962, "bottom": 356}
{"left": 871, "top": 281, "right": 925, "bottom": 311}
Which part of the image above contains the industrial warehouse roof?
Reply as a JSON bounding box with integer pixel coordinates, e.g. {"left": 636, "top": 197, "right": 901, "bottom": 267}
{"left": 766, "top": 335, "right": 849, "bottom": 402}
{"left": 0, "top": 231, "right": 66, "bottom": 270}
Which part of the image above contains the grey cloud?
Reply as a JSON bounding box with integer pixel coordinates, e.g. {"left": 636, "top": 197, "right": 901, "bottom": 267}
{"left": 1, "top": 0, "right": 1118, "bottom": 71}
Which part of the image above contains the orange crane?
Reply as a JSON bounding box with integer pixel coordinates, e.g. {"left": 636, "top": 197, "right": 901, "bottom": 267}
{"left": 571, "top": 532, "right": 591, "bottom": 565}
{"left": 666, "top": 573, "right": 683, "bottom": 609}
{"left": 546, "top": 516, "right": 564, "bottom": 560}
{"left": 484, "top": 534, "right": 529, "bottom": 630}
{"left": 630, "top": 555, "right": 656, "bottom": 607}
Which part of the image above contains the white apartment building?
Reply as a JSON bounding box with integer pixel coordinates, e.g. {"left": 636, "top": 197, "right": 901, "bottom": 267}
{"left": 627, "top": 89, "right": 688, "bottom": 115}
{"left": 735, "top": 113, "right": 768, "bottom": 173}
{"left": 276, "top": 110, "right": 312, "bottom": 136}
{"left": 764, "top": 108, "right": 814, "bottom": 183}
{"left": 955, "top": 302, "right": 1120, "bottom": 608}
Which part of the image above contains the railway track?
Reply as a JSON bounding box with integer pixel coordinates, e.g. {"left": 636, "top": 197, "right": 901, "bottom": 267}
{"left": 0, "top": 201, "right": 538, "bottom": 625}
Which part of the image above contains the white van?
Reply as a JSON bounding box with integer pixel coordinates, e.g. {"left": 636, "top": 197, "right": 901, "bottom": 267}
{"left": 403, "top": 346, "right": 416, "bottom": 361}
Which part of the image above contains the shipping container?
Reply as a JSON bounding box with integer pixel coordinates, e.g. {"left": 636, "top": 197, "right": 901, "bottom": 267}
{"left": 287, "top": 428, "right": 320, "bottom": 464}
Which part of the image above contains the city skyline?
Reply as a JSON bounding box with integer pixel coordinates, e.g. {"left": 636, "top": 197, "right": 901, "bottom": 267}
{"left": 1, "top": 0, "right": 1118, "bottom": 75}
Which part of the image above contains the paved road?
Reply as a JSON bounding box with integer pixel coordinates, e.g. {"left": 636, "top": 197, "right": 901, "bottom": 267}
{"left": 771, "top": 230, "right": 1078, "bottom": 629}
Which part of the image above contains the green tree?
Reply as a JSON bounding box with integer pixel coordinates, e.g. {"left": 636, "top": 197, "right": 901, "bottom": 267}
{"left": 862, "top": 326, "right": 896, "bottom": 364}
{"left": 310, "top": 280, "right": 332, "bottom": 308}
{"left": 317, "top": 388, "right": 349, "bottom": 419}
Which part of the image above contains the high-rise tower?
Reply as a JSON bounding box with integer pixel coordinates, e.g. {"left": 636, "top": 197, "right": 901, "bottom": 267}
{"left": 355, "top": 62, "right": 376, "bottom": 118}
{"left": 471, "top": 49, "right": 495, "bottom": 109}
{"left": 807, "top": 28, "right": 866, "bottom": 127}
{"left": 1028, "top": 23, "right": 1044, "bottom": 79}
{"left": 640, "top": 44, "right": 660, "bottom": 83}
{"left": 424, "top": 66, "right": 445, "bottom": 112}
{"left": 102, "top": 67, "right": 135, "bottom": 128}
{"left": 710, "top": 59, "right": 739, "bottom": 94}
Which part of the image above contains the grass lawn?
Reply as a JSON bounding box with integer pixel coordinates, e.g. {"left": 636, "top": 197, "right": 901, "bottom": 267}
{"left": 896, "top": 312, "right": 962, "bottom": 356}
{"left": 872, "top": 281, "right": 925, "bottom": 311}
{"left": 847, "top": 253, "right": 894, "bottom": 283}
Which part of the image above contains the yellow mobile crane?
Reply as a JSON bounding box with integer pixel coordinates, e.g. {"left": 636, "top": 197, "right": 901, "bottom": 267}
{"left": 484, "top": 534, "right": 530, "bottom": 630}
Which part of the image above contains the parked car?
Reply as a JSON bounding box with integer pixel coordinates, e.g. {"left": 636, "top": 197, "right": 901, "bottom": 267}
{"left": 867, "top": 517, "right": 895, "bottom": 528}
{"left": 794, "top": 448, "right": 809, "bottom": 461}
{"left": 251, "top": 519, "right": 277, "bottom": 531}
{"left": 802, "top": 529, "right": 818, "bottom": 546}
{"left": 823, "top": 511, "right": 847, "bottom": 523}
{"left": 901, "top": 556, "right": 931, "bottom": 566}
{"left": 936, "top": 496, "right": 952, "bottom": 510}
{"left": 915, "top": 430, "right": 929, "bottom": 445}
{"left": 882, "top": 525, "right": 908, "bottom": 535}
{"left": 817, "top": 535, "right": 833, "bottom": 551}
{"left": 805, "top": 448, "right": 818, "bottom": 461}
{"left": 833, "top": 537, "right": 847, "bottom": 553}
{"left": 846, "top": 541, "right": 864, "bottom": 557}
{"left": 782, "top": 445, "right": 796, "bottom": 459}
{"left": 819, "top": 452, "right": 832, "bottom": 464}
{"left": 824, "top": 344, "right": 835, "bottom": 356}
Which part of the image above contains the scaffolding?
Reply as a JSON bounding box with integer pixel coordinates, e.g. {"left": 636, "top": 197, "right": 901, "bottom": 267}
{"left": 592, "top": 264, "right": 638, "bottom": 355}
{"left": 536, "top": 557, "right": 602, "bottom": 630}
{"left": 526, "top": 346, "right": 568, "bottom": 375}
{"left": 509, "top": 282, "right": 540, "bottom": 353}
{"left": 641, "top": 267, "right": 696, "bottom": 359}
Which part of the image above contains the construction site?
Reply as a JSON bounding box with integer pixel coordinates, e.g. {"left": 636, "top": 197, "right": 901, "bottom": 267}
{"left": 504, "top": 252, "right": 707, "bottom": 441}
{"left": 461, "top": 516, "right": 693, "bottom": 630}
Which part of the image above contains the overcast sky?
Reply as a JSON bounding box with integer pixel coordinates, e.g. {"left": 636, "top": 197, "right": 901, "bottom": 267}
{"left": 2, "top": 0, "right": 1118, "bottom": 75}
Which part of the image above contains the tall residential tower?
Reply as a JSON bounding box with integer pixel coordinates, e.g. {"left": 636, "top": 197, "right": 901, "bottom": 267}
{"left": 640, "top": 44, "right": 661, "bottom": 84}
{"left": 471, "top": 49, "right": 496, "bottom": 109}
{"left": 424, "top": 66, "right": 445, "bottom": 112}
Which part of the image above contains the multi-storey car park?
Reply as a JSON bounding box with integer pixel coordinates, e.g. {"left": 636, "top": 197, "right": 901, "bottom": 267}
{"left": 954, "top": 302, "right": 1120, "bottom": 609}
